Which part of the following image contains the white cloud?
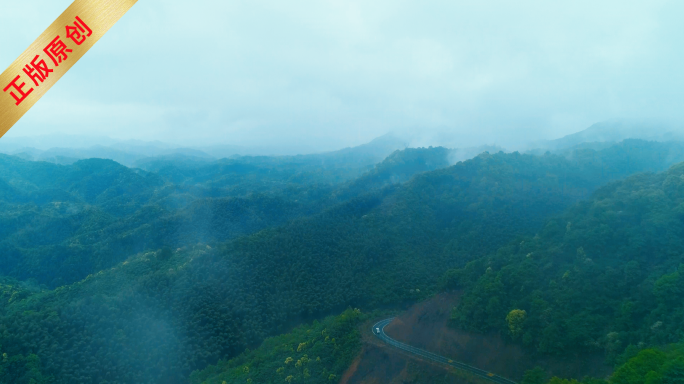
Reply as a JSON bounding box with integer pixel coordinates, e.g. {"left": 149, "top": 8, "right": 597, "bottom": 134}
{"left": 2, "top": 0, "right": 684, "bottom": 151}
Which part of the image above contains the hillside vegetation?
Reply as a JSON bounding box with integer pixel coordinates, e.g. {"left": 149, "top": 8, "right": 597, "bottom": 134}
{"left": 0, "top": 145, "right": 449, "bottom": 288}
{"left": 2, "top": 139, "right": 684, "bottom": 383}
{"left": 189, "top": 308, "right": 364, "bottom": 384}
{"left": 447, "top": 160, "right": 684, "bottom": 363}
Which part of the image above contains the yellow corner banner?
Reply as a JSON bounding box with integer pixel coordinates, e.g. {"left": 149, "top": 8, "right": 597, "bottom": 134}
{"left": 0, "top": 0, "right": 137, "bottom": 138}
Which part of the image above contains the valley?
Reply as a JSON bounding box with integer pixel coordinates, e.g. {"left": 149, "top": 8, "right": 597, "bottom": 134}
{"left": 1, "top": 130, "right": 684, "bottom": 383}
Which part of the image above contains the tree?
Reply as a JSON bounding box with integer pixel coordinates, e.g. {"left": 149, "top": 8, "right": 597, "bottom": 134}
{"left": 521, "top": 367, "right": 546, "bottom": 384}
{"left": 611, "top": 349, "right": 667, "bottom": 384}
{"left": 159, "top": 246, "right": 173, "bottom": 260}
{"left": 662, "top": 357, "right": 684, "bottom": 384}
{"left": 506, "top": 309, "right": 527, "bottom": 339}
{"left": 548, "top": 378, "right": 580, "bottom": 384}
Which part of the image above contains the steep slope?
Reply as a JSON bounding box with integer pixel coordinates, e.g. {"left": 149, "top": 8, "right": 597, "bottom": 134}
{"left": 332, "top": 146, "right": 451, "bottom": 201}
{"left": 4, "top": 141, "right": 684, "bottom": 383}
{"left": 532, "top": 120, "right": 684, "bottom": 151}
{"left": 448, "top": 161, "right": 684, "bottom": 361}
{"left": 137, "top": 134, "right": 408, "bottom": 190}
{"left": 0, "top": 193, "right": 305, "bottom": 287}
{"left": 381, "top": 293, "right": 609, "bottom": 381}
{"left": 0, "top": 145, "right": 676, "bottom": 384}
{"left": 0, "top": 155, "right": 163, "bottom": 213}
{"left": 0, "top": 146, "right": 448, "bottom": 288}
{"left": 189, "top": 309, "right": 365, "bottom": 384}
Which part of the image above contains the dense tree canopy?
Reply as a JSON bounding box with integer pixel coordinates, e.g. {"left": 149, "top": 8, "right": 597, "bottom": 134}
{"left": 2, "top": 140, "right": 684, "bottom": 383}
{"left": 189, "top": 308, "right": 364, "bottom": 384}
{"left": 448, "top": 162, "right": 684, "bottom": 360}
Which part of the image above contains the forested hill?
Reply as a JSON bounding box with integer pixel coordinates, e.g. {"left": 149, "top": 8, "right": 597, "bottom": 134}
{"left": 531, "top": 120, "right": 684, "bottom": 151}
{"left": 332, "top": 146, "right": 451, "bottom": 200}
{"left": 0, "top": 145, "right": 452, "bottom": 288}
{"left": 448, "top": 159, "right": 684, "bottom": 363}
{"left": 133, "top": 133, "right": 408, "bottom": 188}
{"left": 0, "top": 155, "right": 163, "bottom": 214}
{"left": 188, "top": 309, "right": 366, "bottom": 384}
{"left": 3, "top": 140, "right": 684, "bottom": 383}
{"left": 0, "top": 131, "right": 408, "bottom": 168}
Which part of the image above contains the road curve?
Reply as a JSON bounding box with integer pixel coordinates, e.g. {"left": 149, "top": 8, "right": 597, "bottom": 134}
{"left": 372, "top": 318, "right": 517, "bottom": 384}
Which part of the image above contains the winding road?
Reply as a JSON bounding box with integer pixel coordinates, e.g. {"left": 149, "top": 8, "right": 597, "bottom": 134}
{"left": 372, "top": 318, "right": 517, "bottom": 384}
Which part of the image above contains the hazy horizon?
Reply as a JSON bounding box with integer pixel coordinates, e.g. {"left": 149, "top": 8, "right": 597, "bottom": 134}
{"left": 5, "top": 3, "right": 684, "bottom": 380}
{"left": 3, "top": 1, "right": 684, "bottom": 152}
{"left": 2, "top": 117, "right": 684, "bottom": 159}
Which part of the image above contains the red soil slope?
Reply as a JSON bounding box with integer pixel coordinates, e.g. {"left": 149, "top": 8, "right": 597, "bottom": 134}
{"left": 343, "top": 292, "right": 612, "bottom": 383}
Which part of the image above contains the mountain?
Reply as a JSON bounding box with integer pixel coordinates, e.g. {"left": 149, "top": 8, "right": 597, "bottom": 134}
{"left": 5, "top": 138, "right": 684, "bottom": 383}
{"left": 318, "top": 132, "right": 409, "bottom": 163}
{"left": 187, "top": 141, "right": 684, "bottom": 384}
{"left": 532, "top": 120, "right": 684, "bottom": 151}
{"left": 0, "top": 155, "right": 163, "bottom": 211}
{"left": 189, "top": 309, "right": 365, "bottom": 384}
{"left": 449, "top": 144, "right": 506, "bottom": 163}
{"left": 3, "top": 140, "right": 684, "bottom": 383}
{"left": 448, "top": 159, "right": 684, "bottom": 361}
{"left": 0, "top": 133, "right": 408, "bottom": 168}
{"left": 332, "top": 146, "right": 451, "bottom": 200}
{"left": 0, "top": 145, "right": 447, "bottom": 289}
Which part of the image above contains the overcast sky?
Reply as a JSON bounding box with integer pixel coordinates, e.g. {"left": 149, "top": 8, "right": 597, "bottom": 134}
{"left": 1, "top": 0, "right": 684, "bottom": 151}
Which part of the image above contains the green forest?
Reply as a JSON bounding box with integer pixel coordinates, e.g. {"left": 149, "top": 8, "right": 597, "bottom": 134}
{"left": 189, "top": 308, "right": 364, "bottom": 384}
{"left": 519, "top": 343, "right": 684, "bottom": 384}
{"left": 2, "top": 137, "right": 684, "bottom": 383}
{"left": 448, "top": 162, "right": 684, "bottom": 359}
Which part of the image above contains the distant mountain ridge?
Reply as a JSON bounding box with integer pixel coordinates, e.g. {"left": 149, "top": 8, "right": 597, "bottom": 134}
{"left": 0, "top": 132, "right": 409, "bottom": 169}
{"left": 5, "top": 119, "right": 684, "bottom": 166}
{"left": 4, "top": 139, "right": 684, "bottom": 383}
{"left": 532, "top": 120, "right": 684, "bottom": 151}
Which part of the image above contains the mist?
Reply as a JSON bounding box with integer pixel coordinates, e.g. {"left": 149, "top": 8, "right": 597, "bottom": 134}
{"left": 2, "top": 1, "right": 684, "bottom": 152}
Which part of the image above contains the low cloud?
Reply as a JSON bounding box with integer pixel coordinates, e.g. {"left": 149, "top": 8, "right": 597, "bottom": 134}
{"left": 2, "top": 0, "right": 684, "bottom": 151}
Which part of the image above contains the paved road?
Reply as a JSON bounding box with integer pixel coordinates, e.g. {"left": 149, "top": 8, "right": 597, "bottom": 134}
{"left": 372, "top": 318, "right": 517, "bottom": 384}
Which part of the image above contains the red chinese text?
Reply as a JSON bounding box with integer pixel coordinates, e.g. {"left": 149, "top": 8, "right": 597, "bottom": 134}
{"left": 43, "top": 36, "right": 72, "bottom": 67}
{"left": 23, "top": 55, "right": 53, "bottom": 87}
{"left": 66, "top": 16, "right": 92, "bottom": 46}
{"left": 5, "top": 16, "right": 94, "bottom": 107}
{"left": 3, "top": 75, "right": 34, "bottom": 106}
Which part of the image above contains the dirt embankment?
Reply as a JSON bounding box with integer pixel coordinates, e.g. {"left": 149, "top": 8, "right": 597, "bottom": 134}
{"left": 340, "top": 341, "right": 488, "bottom": 384}
{"left": 342, "top": 292, "right": 612, "bottom": 383}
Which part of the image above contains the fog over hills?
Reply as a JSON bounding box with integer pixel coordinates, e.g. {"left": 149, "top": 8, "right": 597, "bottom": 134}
{"left": 4, "top": 0, "right": 684, "bottom": 381}
{"left": 528, "top": 119, "right": 684, "bottom": 151}
{"left": 3, "top": 129, "right": 684, "bottom": 383}
{"left": 4, "top": 120, "right": 684, "bottom": 169}
{"left": 0, "top": 132, "right": 409, "bottom": 168}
